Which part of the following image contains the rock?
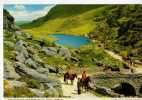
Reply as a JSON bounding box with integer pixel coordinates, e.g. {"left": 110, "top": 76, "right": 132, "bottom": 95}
{"left": 15, "top": 40, "right": 29, "bottom": 63}
{"left": 46, "top": 87, "right": 59, "bottom": 97}
{"left": 71, "top": 57, "right": 79, "bottom": 62}
{"left": 8, "top": 80, "right": 27, "bottom": 87}
{"left": 58, "top": 47, "right": 71, "bottom": 59}
{"left": 95, "top": 86, "right": 112, "bottom": 96}
{"left": 48, "top": 66, "right": 63, "bottom": 74}
{"left": 16, "top": 53, "right": 26, "bottom": 63}
{"left": 4, "top": 41, "right": 15, "bottom": 49}
{"left": 26, "top": 46, "right": 36, "bottom": 54}
{"left": 111, "top": 67, "right": 120, "bottom": 72}
{"left": 3, "top": 9, "right": 15, "bottom": 31}
{"left": 15, "top": 31, "right": 22, "bottom": 35}
{"left": 25, "top": 58, "right": 38, "bottom": 69}
{"left": 48, "top": 66, "right": 58, "bottom": 74}
{"left": 42, "top": 47, "right": 57, "bottom": 56}
{"left": 14, "top": 62, "right": 49, "bottom": 82}
{"left": 4, "top": 59, "right": 20, "bottom": 80}
{"left": 37, "top": 68, "right": 49, "bottom": 75}
{"left": 29, "top": 88, "right": 44, "bottom": 97}
{"left": 33, "top": 54, "right": 43, "bottom": 63}
{"left": 16, "top": 40, "right": 29, "bottom": 57}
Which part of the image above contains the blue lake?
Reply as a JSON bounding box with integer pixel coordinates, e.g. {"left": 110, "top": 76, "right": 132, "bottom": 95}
{"left": 48, "top": 34, "right": 91, "bottom": 48}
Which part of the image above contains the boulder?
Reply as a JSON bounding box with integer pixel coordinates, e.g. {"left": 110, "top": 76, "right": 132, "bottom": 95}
{"left": 37, "top": 68, "right": 49, "bottom": 76}
{"left": 48, "top": 66, "right": 58, "bottom": 74}
{"left": 16, "top": 40, "right": 29, "bottom": 58}
{"left": 43, "top": 80, "right": 61, "bottom": 89}
{"left": 25, "top": 58, "right": 38, "bottom": 69}
{"left": 15, "top": 40, "right": 29, "bottom": 63}
{"left": 43, "top": 81, "right": 63, "bottom": 97}
{"left": 95, "top": 86, "right": 112, "bottom": 96}
{"left": 33, "top": 54, "right": 43, "bottom": 63}
{"left": 42, "top": 47, "right": 57, "bottom": 56}
{"left": 16, "top": 53, "right": 26, "bottom": 63}
{"left": 48, "top": 66, "right": 63, "bottom": 74}
{"left": 15, "top": 31, "right": 22, "bottom": 35}
{"left": 58, "top": 47, "right": 71, "bottom": 59}
{"left": 14, "top": 62, "right": 49, "bottom": 82}
{"left": 4, "top": 59, "right": 20, "bottom": 80}
{"left": 94, "top": 85, "right": 121, "bottom": 97}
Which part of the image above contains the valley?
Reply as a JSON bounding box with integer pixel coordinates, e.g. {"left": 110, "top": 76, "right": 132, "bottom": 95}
{"left": 3, "top": 4, "right": 142, "bottom": 98}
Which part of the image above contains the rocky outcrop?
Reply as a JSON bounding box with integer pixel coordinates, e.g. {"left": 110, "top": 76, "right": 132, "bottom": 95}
{"left": 58, "top": 47, "right": 71, "bottom": 59}
{"left": 4, "top": 59, "right": 20, "bottom": 80}
{"left": 3, "top": 9, "right": 15, "bottom": 31}
{"left": 42, "top": 47, "right": 57, "bottom": 56}
{"left": 42, "top": 46, "right": 71, "bottom": 59}
{"left": 3, "top": 9, "right": 65, "bottom": 97}
{"left": 14, "top": 62, "right": 49, "bottom": 82}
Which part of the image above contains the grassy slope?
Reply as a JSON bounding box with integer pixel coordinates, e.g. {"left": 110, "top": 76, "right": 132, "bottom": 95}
{"left": 15, "top": 21, "right": 31, "bottom": 26}
{"left": 21, "top": 5, "right": 142, "bottom": 59}
{"left": 21, "top": 5, "right": 113, "bottom": 39}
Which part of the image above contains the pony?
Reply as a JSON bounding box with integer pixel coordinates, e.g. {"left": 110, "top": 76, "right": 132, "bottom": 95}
{"left": 64, "top": 72, "right": 77, "bottom": 85}
{"left": 79, "top": 76, "right": 92, "bottom": 92}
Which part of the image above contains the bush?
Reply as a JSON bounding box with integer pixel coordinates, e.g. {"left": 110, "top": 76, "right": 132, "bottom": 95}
{"left": 26, "top": 79, "right": 41, "bottom": 89}
{"left": 4, "top": 80, "right": 36, "bottom": 97}
{"left": 19, "top": 77, "right": 41, "bottom": 89}
{"left": 44, "top": 91, "right": 49, "bottom": 97}
{"left": 13, "top": 86, "right": 36, "bottom": 97}
{"left": 4, "top": 80, "right": 14, "bottom": 97}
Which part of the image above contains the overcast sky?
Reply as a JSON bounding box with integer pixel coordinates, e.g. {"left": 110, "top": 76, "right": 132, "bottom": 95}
{"left": 4, "top": 4, "right": 55, "bottom": 22}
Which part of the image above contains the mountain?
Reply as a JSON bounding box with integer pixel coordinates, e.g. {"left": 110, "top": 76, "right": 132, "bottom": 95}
{"left": 20, "top": 5, "right": 113, "bottom": 36}
{"left": 21, "top": 5, "right": 142, "bottom": 60}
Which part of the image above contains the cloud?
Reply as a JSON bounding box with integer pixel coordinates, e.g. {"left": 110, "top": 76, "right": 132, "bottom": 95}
{"left": 8, "top": 5, "right": 54, "bottom": 21}
{"left": 15, "top": 5, "right": 25, "bottom": 11}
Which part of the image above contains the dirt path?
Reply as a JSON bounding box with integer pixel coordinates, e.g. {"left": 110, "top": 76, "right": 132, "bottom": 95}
{"left": 105, "top": 50, "right": 142, "bottom": 73}
{"left": 104, "top": 50, "right": 123, "bottom": 62}
{"left": 59, "top": 75, "right": 96, "bottom": 98}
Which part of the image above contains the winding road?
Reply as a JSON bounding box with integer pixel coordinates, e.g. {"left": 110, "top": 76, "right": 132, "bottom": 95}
{"left": 105, "top": 50, "right": 142, "bottom": 73}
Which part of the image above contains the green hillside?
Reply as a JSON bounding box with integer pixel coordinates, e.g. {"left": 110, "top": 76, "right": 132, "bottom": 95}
{"left": 21, "top": 5, "right": 114, "bottom": 36}
{"left": 21, "top": 5, "right": 142, "bottom": 59}
{"left": 88, "top": 5, "right": 142, "bottom": 59}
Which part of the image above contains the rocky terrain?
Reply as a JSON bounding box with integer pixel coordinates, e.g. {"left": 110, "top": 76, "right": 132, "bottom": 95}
{"left": 4, "top": 9, "right": 66, "bottom": 97}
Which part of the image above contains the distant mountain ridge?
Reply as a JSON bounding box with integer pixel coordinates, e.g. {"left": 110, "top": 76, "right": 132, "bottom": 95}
{"left": 20, "top": 5, "right": 106, "bottom": 28}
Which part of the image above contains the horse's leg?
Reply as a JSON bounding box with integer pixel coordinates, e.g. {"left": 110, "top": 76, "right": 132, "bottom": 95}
{"left": 71, "top": 80, "right": 73, "bottom": 85}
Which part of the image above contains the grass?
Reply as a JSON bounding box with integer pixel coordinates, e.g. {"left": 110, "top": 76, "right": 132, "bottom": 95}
{"left": 4, "top": 80, "right": 36, "bottom": 97}
{"left": 21, "top": 5, "right": 112, "bottom": 38}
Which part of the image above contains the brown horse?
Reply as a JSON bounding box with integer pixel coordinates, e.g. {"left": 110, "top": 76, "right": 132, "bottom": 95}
{"left": 64, "top": 72, "right": 77, "bottom": 85}
{"left": 79, "top": 76, "right": 92, "bottom": 92}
